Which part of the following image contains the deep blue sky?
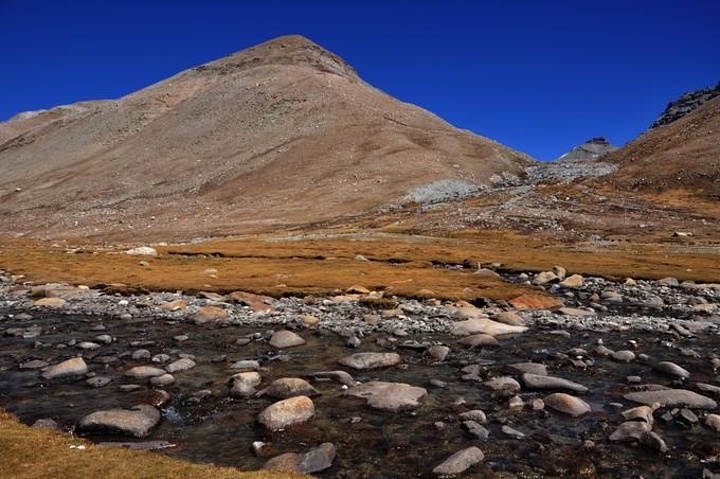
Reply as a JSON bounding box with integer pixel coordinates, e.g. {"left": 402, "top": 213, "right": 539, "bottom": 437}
{"left": 1, "top": 1, "right": 718, "bottom": 160}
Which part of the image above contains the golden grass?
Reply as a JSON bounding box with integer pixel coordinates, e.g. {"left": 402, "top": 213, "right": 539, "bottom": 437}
{"left": 0, "top": 410, "right": 303, "bottom": 479}
{"left": 1, "top": 230, "right": 719, "bottom": 304}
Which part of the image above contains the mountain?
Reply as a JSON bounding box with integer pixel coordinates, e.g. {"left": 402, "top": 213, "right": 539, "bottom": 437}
{"left": 0, "top": 35, "right": 533, "bottom": 239}
{"left": 556, "top": 137, "right": 617, "bottom": 161}
{"left": 649, "top": 82, "right": 720, "bottom": 130}
{"left": 600, "top": 90, "right": 720, "bottom": 198}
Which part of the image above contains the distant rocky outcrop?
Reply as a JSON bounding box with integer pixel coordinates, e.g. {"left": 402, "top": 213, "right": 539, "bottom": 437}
{"left": 556, "top": 137, "right": 618, "bottom": 161}
{"left": 650, "top": 82, "right": 720, "bottom": 130}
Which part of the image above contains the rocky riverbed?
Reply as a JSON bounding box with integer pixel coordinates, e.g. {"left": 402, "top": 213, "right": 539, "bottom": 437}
{"left": 1, "top": 268, "right": 720, "bottom": 477}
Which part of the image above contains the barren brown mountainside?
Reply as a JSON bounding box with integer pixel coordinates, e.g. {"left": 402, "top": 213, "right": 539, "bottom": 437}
{"left": 0, "top": 35, "right": 532, "bottom": 240}
{"left": 598, "top": 94, "right": 720, "bottom": 199}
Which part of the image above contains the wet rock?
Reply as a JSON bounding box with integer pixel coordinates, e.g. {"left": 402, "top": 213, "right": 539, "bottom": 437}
{"left": 706, "top": 413, "right": 720, "bottom": 432}
{"left": 42, "top": 357, "right": 88, "bottom": 379}
{"left": 257, "top": 396, "right": 315, "bottom": 431}
{"left": 261, "top": 378, "right": 320, "bottom": 399}
{"left": 654, "top": 361, "right": 691, "bottom": 379}
{"left": 338, "top": 352, "right": 401, "bottom": 370}
{"left": 125, "top": 366, "right": 166, "bottom": 379}
{"left": 230, "top": 360, "right": 260, "bottom": 370}
{"left": 624, "top": 389, "right": 717, "bottom": 409}
{"left": 306, "top": 370, "right": 355, "bottom": 387}
{"left": 94, "top": 334, "right": 112, "bottom": 344}
{"left": 150, "top": 374, "right": 175, "bottom": 387}
{"left": 346, "top": 336, "right": 361, "bottom": 348}
{"left": 543, "top": 393, "right": 591, "bottom": 417}
{"left": 269, "top": 330, "right": 305, "bottom": 349}
{"left": 191, "top": 306, "right": 228, "bottom": 325}
{"left": 86, "top": 376, "right": 112, "bottom": 388}
{"left": 612, "top": 350, "right": 636, "bottom": 363}
{"left": 508, "top": 362, "right": 548, "bottom": 376}
{"left": 20, "top": 359, "right": 48, "bottom": 370}
{"left": 263, "top": 442, "right": 336, "bottom": 474}
{"left": 609, "top": 421, "right": 652, "bottom": 442}
{"left": 345, "top": 381, "right": 427, "bottom": 411}
{"left": 79, "top": 404, "right": 161, "bottom": 438}
{"left": 451, "top": 318, "right": 527, "bottom": 337}
{"left": 621, "top": 405, "right": 655, "bottom": 424}
{"left": 483, "top": 376, "right": 521, "bottom": 393}
{"left": 508, "top": 395, "right": 524, "bottom": 410}
{"left": 640, "top": 430, "right": 668, "bottom": 453}
{"left": 521, "top": 373, "right": 588, "bottom": 393}
{"left": 230, "top": 371, "right": 262, "bottom": 398}
{"left": 502, "top": 425, "right": 525, "bottom": 439}
{"left": 677, "top": 408, "right": 699, "bottom": 427}
{"left": 427, "top": 345, "right": 450, "bottom": 362}
{"left": 432, "top": 446, "right": 484, "bottom": 476}
{"left": 464, "top": 421, "right": 490, "bottom": 439}
{"left": 132, "top": 349, "right": 151, "bottom": 360}
{"left": 152, "top": 354, "right": 170, "bottom": 364}
{"left": 459, "top": 410, "right": 487, "bottom": 424}
{"left": 458, "top": 334, "right": 499, "bottom": 348}
{"left": 165, "top": 358, "right": 196, "bottom": 373}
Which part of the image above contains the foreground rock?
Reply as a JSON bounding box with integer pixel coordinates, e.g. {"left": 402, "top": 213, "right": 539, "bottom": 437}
{"left": 451, "top": 318, "right": 527, "bottom": 337}
{"left": 521, "top": 373, "right": 588, "bottom": 393}
{"left": 261, "top": 378, "right": 320, "bottom": 399}
{"left": 263, "top": 442, "right": 336, "bottom": 474}
{"left": 338, "top": 352, "right": 401, "bottom": 370}
{"left": 345, "top": 381, "right": 427, "bottom": 411}
{"left": 79, "top": 405, "right": 161, "bottom": 438}
{"left": 42, "top": 357, "right": 88, "bottom": 379}
{"left": 257, "top": 396, "right": 315, "bottom": 431}
{"left": 269, "top": 330, "right": 305, "bottom": 348}
{"left": 433, "top": 446, "right": 484, "bottom": 476}
{"left": 543, "top": 393, "right": 591, "bottom": 417}
{"left": 230, "top": 372, "right": 262, "bottom": 398}
{"left": 624, "top": 389, "right": 717, "bottom": 409}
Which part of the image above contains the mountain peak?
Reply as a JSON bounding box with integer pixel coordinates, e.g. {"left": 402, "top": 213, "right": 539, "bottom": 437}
{"left": 195, "top": 34, "right": 359, "bottom": 79}
{"left": 557, "top": 136, "right": 617, "bottom": 161}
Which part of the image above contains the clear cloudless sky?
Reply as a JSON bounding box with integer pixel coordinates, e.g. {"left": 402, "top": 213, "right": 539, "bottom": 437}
{"left": 1, "top": 0, "right": 719, "bottom": 160}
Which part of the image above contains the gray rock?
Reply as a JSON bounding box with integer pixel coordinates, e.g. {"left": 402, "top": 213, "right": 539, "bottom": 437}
{"left": 463, "top": 421, "right": 490, "bottom": 439}
{"left": 269, "top": 330, "right": 305, "bottom": 349}
{"left": 42, "top": 357, "right": 88, "bottom": 379}
{"left": 458, "top": 334, "right": 499, "bottom": 348}
{"left": 86, "top": 376, "right": 112, "bottom": 388}
{"left": 257, "top": 396, "right": 315, "bottom": 431}
{"left": 508, "top": 362, "right": 548, "bottom": 376}
{"left": 338, "top": 352, "right": 402, "bottom": 370}
{"left": 306, "top": 370, "right": 355, "bottom": 387}
{"left": 150, "top": 373, "right": 175, "bottom": 387}
{"left": 165, "top": 358, "right": 196, "bottom": 373}
{"left": 654, "top": 361, "right": 691, "bottom": 379}
{"left": 124, "top": 366, "right": 166, "bottom": 379}
{"left": 459, "top": 410, "right": 487, "bottom": 424}
{"left": 432, "top": 446, "right": 484, "bottom": 476}
{"left": 624, "top": 389, "right": 717, "bottom": 409}
{"left": 230, "top": 372, "right": 262, "bottom": 398}
{"left": 521, "top": 373, "right": 588, "bottom": 393}
{"left": 345, "top": 381, "right": 427, "bottom": 411}
{"left": 261, "top": 378, "right": 320, "bottom": 399}
{"left": 543, "top": 393, "right": 591, "bottom": 417}
{"left": 79, "top": 405, "right": 161, "bottom": 438}
{"left": 427, "top": 345, "right": 450, "bottom": 362}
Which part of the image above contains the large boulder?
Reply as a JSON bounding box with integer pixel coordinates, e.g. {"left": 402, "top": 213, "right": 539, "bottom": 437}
{"left": 624, "top": 389, "right": 717, "bottom": 409}
{"left": 42, "top": 357, "right": 88, "bottom": 379}
{"left": 338, "top": 352, "right": 402, "bottom": 370}
{"left": 345, "top": 381, "right": 427, "bottom": 411}
{"left": 79, "top": 405, "right": 161, "bottom": 438}
{"left": 257, "top": 396, "right": 315, "bottom": 431}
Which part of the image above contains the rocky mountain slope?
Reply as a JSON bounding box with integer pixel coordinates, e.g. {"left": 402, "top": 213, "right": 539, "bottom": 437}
{"left": 556, "top": 137, "right": 617, "bottom": 161}
{"left": 0, "top": 35, "right": 532, "bottom": 239}
{"left": 650, "top": 82, "right": 720, "bottom": 130}
{"left": 599, "top": 93, "right": 720, "bottom": 198}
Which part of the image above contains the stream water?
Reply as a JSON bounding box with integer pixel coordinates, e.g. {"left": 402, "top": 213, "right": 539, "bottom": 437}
{"left": 1, "top": 310, "right": 718, "bottom": 477}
